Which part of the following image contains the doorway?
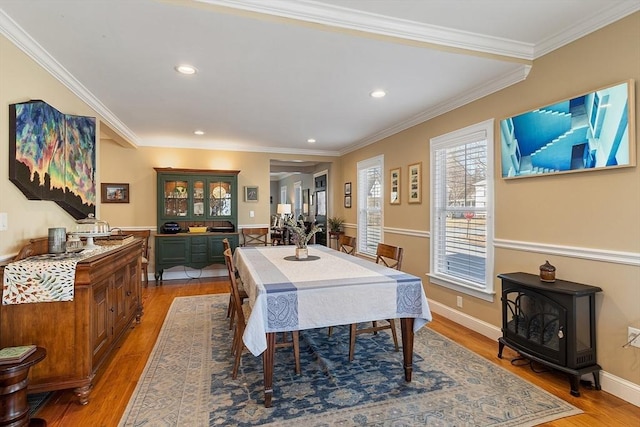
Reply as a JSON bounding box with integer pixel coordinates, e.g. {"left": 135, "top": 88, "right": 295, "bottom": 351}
{"left": 314, "top": 172, "right": 327, "bottom": 246}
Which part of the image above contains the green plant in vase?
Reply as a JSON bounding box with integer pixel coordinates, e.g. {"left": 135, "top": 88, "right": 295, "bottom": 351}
{"left": 327, "top": 216, "right": 345, "bottom": 233}
{"left": 284, "top": 217, "right": 322, "bottom": 259}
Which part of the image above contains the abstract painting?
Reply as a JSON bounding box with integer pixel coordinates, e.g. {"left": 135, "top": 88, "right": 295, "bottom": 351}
{"left": 9, "top": 100, "right": 96, "bottom": 219}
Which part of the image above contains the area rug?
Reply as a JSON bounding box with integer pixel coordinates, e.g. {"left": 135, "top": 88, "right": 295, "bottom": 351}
{"left": 119, "top": 295, "right": 581, "bottom": 426}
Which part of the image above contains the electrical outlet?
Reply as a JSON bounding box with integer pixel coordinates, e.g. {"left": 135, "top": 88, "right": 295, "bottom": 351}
{"left": 628, "top": 327, "right": 640, "bottom": 348}
{"left": 456, "top": 296, "right": 463, "bottom": 308}
{"left": 0, "top": 212, "right": 7, "bottom": 231}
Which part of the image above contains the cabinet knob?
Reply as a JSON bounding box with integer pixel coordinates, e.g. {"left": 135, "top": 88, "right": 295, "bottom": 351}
{"left": 110, "top": 307, "right": 115, "bottom": 312}
{"left": 126, "top": 291, "right": 132, "bottom": 296}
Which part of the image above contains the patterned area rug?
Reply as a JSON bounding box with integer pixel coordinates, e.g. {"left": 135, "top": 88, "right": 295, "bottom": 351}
{"left": 119, "top": 295, "right": 581, "bottom": 426}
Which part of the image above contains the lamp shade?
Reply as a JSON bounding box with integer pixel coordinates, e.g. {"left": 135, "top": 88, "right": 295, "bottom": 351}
{"left": 277, "top": 204, "right": 292, "bottom": 215}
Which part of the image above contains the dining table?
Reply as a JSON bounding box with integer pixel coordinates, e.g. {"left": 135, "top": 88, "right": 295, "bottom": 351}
{"left": 233, "top": 244, "right": 432, "bottom": 407}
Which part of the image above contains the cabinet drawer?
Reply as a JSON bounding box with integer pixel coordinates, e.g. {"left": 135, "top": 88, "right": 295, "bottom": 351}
{"left": 191, "top": 236, "right": 208, "bottom": 263}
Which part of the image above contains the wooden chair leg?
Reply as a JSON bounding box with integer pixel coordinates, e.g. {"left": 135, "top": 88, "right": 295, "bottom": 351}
{"left": 232, "top": 330, "right": 243, "bottom": 379}
{"left": 228, "top": 302, "right": 236, "bottom": 330}
{"left": 231, "top": 324, "right": 237, "bottom": 355}
{"left": 388, "top": 319, "right": 399, "bottom": 351}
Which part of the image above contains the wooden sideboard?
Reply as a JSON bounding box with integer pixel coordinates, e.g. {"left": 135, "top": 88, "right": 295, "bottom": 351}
{"left": 0, "top": 237, "right": 143, "bottom": 405}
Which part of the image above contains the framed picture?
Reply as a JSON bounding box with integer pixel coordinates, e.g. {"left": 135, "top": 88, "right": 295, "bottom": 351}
{"left": 389, "top": 167, "right": 400, "bottom": 205}
{"left": 244, "top": 186, "right": 259, "bottom": 202}
{"left": 408, "top": 163, "right": 422, "bottom": 204}
{"left": 500, "top": 79, "right": 635, "bottom": 178}
{"left": 9, "top": 100, "right": 97, "bottom": 219}
{"left": 344, "top": 182, "right": 351, "bottom": 195}
{"left": 101, "top": 183, "right": 129, "bottom": 203}
{"left": 344, "top": 195, "right": 352, "bottom": 208}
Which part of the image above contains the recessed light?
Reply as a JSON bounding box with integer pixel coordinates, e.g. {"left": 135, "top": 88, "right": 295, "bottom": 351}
{"left": 307, "top": 138, "right": 316, "bottom": 143}
{"left": 194, "top": 130, "right": 204, "bottom": 135}
{"left": 370, "top": 90, "right": 386, "bottom": 98}
{"left": 175, "top": 64, "right": 197, "bottom": 75}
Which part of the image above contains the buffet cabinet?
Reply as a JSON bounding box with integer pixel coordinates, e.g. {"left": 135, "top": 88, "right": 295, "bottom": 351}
{"left": 0, "top": 238, "right": 143, "bottom": 405}
{"left": 154, "top": 168, "right": 240, "bottom": 282}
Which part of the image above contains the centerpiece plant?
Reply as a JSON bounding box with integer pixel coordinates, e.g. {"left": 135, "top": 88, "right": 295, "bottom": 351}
{"left": 284, "top": 217, "right": 322, "bottom": 259}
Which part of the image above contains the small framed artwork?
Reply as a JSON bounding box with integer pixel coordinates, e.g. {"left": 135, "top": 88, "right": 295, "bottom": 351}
{"left": 389, "top": 167, "right": 400, "bottom": 205}
{"left": 244, "top": 186, "right": 259, "bottom": 202}
{"left": 408, "top": 162, "right": 422, "bottom": 204}
{"left": 101, "top": 183, "right": 129, "bottom": 203}
{"left": 344, "top": 195, "right": 352, "bottom": 208}
{"left": 344, "top": 182, "right": 351, "bottom": 195}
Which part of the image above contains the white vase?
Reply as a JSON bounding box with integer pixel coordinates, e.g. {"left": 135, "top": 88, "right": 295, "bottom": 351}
{"left": 295, "top": 247, "right": 308, "bottom": 259}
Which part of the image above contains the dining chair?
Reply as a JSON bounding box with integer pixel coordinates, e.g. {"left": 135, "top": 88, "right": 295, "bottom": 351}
{"left": 120, "top": 229, "right": 151, "bottom": 287}
{"left": 338, "top": 235, "right": 356, "bottom": 255}
{"left": 327, "top": 234, "right": 357, "bottom": 337}
{"left": 223, "top": 238, "right": 248, "bottom": 330}
{"left": 223, "top": 249, "right": 300, "bottom": 378}
{"left": 242, "top": 227, "right": 269, "bottom": 246}
{"left": 347, "top": 243, "right": 402, "bottom": 361}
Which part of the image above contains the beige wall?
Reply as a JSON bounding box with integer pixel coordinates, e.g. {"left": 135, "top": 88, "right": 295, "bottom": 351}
{"left": 0, "top": 35, "right": 104, "bottom": 255}
{"left": 1, "top": 13, "right": 638, "bottom": 388}
{"left": 339, "top": 13, "right": 640, "bottom": 385}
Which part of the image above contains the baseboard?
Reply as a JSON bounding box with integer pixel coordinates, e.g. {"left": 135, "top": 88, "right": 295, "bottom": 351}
{"left": 148, "top": 266, "right": 226, "bottom": 283}
{"left": 427, "top": 299, "right": 640, "bottom": 407}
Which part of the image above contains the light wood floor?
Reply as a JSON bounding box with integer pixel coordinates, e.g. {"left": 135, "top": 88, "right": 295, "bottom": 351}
{"left": 34, "top": 278, "right": 639, "bottom": 426}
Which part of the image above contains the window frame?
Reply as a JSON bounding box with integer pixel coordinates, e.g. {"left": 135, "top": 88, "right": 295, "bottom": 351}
{"left": 357, "top": 155, "right": 384, "bottom": 257}
{"left": 429, "top": 119, "right": 495, "bottom": 301}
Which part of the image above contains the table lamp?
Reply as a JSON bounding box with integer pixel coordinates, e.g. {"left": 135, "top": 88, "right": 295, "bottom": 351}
{"left": 277, "top": 203, "right": 292, "bottom": 219}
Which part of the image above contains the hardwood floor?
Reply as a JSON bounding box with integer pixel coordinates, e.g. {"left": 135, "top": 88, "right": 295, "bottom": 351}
{"left": 34, "top": 278, "right": 639, "bottom": 426}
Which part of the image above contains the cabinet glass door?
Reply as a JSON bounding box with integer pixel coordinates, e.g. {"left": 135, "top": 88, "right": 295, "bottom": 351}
{"left": 163, "top": 179, "right": 189, "bottom": 218}
{"left": 193, "top": 180, "right": 205, "bottom": 218}
{"left": 208, "top": 180, "right": 232, "bottom": 217}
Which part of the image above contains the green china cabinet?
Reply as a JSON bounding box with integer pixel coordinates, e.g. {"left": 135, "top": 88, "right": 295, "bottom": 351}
{"left": 154, "top": 168, "right": 240, "bottom": 283}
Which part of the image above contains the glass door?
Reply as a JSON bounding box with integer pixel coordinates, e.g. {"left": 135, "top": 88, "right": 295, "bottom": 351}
{"left": 162, "top": 178, "right": 189, "bottom": 218}
{"left": 208, "top": 179, "right": 233, "bottom": 218}
{"left": 193, "top": 179, "right": 205, "bottom": 219}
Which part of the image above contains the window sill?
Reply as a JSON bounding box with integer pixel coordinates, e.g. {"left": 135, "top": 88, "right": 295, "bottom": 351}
{"left": 427, "top": 273, "right": 495, "bottom": 302}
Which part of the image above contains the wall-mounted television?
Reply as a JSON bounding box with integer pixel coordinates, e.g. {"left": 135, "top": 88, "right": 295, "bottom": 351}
{"left": 500, "top": 80, "right": 635, "bottom": 178}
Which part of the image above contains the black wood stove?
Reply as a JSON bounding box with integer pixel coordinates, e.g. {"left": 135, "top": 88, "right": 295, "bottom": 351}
{"left": 498, "top": 272, "right": 602, "bottom": 396}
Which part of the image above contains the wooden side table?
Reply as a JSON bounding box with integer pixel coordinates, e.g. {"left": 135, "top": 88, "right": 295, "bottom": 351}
{"left": 0, "top": 347, "right": 47, "bottom": 426}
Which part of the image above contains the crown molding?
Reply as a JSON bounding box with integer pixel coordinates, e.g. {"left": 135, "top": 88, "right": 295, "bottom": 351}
{"left": 534, "top": 1, "right": 640, "bottom": 58}
{"left": 0, "top": 10, "right": 141, "bottom": 146}
{"left": 198, "top": 0, "right": 535, "bottom": 60}
{"left": 341, "top": 64, "right": 531, "bottom": 155}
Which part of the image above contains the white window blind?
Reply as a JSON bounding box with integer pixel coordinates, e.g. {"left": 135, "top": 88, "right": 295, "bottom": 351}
{"left": 357, "top": 156, "right": 383, "bottom": 257}
{"left": 431, "top": 120, "right": 494, "bottom": 298}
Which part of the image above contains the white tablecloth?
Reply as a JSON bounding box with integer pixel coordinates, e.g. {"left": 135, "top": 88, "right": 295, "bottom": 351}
{"left": 234, "top": 245, "right": 432, "bottom": 356}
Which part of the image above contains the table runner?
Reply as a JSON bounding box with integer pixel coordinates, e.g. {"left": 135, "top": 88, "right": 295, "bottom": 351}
{"left": 234, "top": 245, "right": 432, "bottom": 356}
{"left": 2, "top": 246, "right": 117, "bottom": 305}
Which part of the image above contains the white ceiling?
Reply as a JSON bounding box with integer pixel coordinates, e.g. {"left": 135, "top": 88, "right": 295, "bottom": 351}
{"left": 1, "top": 0, "right": 638, "bottom": 157}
